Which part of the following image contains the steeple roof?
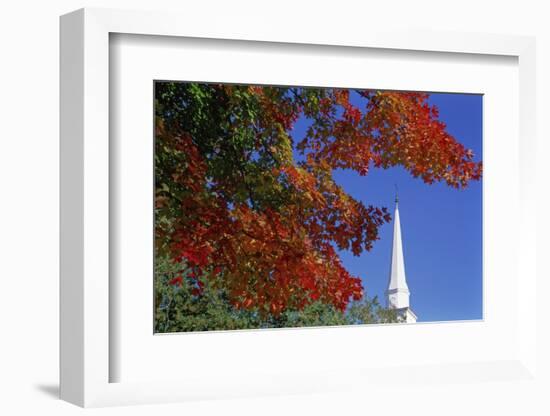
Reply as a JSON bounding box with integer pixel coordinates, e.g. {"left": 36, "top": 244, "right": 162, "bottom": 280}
{"left": 387, "top": 201, "right": 409, "bottom": 292}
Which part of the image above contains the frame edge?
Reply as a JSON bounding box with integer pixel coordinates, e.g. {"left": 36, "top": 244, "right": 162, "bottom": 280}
{"left": 60, "top": 8, "right": 85, "bottom": 407}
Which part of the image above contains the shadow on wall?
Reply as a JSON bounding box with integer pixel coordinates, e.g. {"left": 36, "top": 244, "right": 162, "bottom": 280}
{"left": 34, "top": 384, "right": 59, "bottom": 399}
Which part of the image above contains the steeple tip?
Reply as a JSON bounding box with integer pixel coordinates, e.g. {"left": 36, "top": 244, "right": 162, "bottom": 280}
{"left": 394, "top": 184, "right": 399, "bottom": 205}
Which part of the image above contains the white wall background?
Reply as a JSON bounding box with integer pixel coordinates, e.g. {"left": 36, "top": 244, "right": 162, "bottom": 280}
{"left": 0, "top": 1, "right": 548, "bottom": 415}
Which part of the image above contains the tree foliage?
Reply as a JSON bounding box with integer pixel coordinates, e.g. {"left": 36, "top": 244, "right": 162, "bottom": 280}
{"left": 155, "top": 256, "right": 398, "bottom": 332}
{"left": 154, "top": 82, "right": 481, "bottom": 327}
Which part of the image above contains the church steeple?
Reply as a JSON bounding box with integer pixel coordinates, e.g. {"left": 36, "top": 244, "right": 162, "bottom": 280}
{"left": 386, "top": 193, "right": 417, "bottom": 323}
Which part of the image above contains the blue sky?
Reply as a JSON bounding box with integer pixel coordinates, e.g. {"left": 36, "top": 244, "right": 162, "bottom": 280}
{"left": 291, "top": 91, "right": 483, "bottom": 322}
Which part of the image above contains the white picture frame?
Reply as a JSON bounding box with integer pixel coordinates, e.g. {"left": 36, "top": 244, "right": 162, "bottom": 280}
{"left": 60, "top": 7, "right": 537, "bottom": 408}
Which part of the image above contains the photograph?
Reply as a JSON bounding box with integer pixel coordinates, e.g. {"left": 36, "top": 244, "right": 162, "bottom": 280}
{"left": 153, "top": 81, "right": 483, "bottom": 333}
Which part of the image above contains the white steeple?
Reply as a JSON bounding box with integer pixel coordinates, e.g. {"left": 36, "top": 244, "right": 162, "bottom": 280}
{"left": 386, "top": 193, "right": 417, "bottom": 323}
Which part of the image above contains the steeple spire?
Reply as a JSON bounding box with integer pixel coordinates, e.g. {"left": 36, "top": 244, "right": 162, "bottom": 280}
{"left": 387, "top": 201, "right": 409, "bottom": 299}
{"left": 385, "top": 193, "right": 417, "bottom": 323}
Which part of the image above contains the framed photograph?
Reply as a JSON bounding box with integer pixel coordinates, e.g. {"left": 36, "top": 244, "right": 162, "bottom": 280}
{"left": 60, "top": 8, "right": 537, "bottom": 408}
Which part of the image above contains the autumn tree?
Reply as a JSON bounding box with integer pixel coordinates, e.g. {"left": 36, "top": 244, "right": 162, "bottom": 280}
{"left": 154, "top": 82, "right": 481, "bottom": 326}
{"left": 154, "top": 256, "right": 399, "bottom": 332}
